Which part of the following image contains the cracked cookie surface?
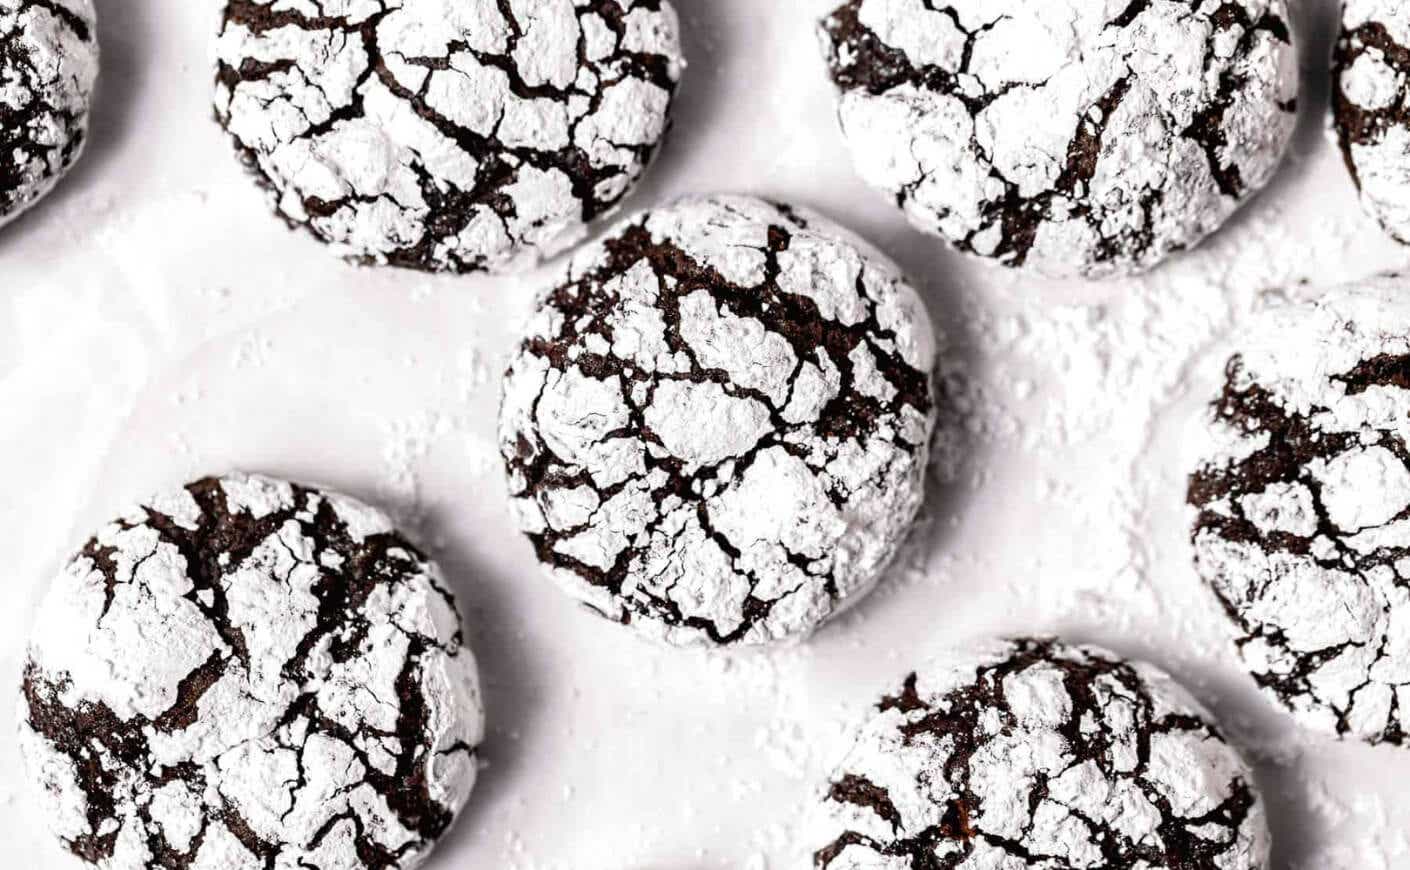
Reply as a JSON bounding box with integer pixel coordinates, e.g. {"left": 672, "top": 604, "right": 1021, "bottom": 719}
{"left": 498, "top": 194, "right": 938, "bottom": 647}
{"left": 818, "top": 0, "right": 1298, "bottom": 279}
{"left": 1334, "top": 0, "right": 1410, "bottom": 244}
{"left": 213, "top": 0, "right": 683, "bottom": 274}
{"left": 1188, "top": 283, "right": 1410, "bottom": 746}
{"left": 0, "top": 0, "right": 97, "bottom": 228}
{"left": 811, "top": 638, "right": 1270, "bottom": 870}
{"left": 17, "top": 473, "right": 485, "bottom": 869}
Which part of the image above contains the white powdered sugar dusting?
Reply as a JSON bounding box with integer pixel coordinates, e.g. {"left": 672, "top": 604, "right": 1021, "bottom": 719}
{"left": 212, "top": 0, "right": 684, "bottom": 274}
{"left": 15, "top": 473, "right": 485, "bottom": 870}
{"left": 810, "top": 638, "right": 1271, "bottom": 869}
{"left": 498, "top": 194, "right": 939, "bottom": 646}
{"left": 1334, "top": 0, "right": 1410, "bottom": 244}
{"left": 1188, "top": 281, "right": 1410, "bottom": 746}
{"left": 0, "top": 0, "right": 98, "bottom": 227}
{"left": 6, "top": 1, "right": 1410, "bottom": 866}
{"left": 818, "top": 0, "right": 1300, "bottom": 279}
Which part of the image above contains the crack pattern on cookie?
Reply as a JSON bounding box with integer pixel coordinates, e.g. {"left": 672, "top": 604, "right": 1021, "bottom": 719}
{"left": 498, "top": 194, "right": 938, "bottom": 646}
{"left": 0, "top": 0, "right": 97, "bottom": 228}
{"left": 1334, "top": 0, "right": 1410, "bottom": 244}
{"left": 17, "top": 474, "right": 485, "bottom": 870}
{"left": 818, "top": 0, "right": 1298, "bottom": 279}
{"left": 1189, "top": 285, "right": 1410, "bottom": 746}
{"left": 213, "top": 0, "right": 683, "bottom": 274}
{"left": 811, "top": 638, "right": 1269, "bottom": 870}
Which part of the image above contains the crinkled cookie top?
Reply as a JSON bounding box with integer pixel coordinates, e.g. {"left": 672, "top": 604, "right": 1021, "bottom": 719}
{"left": 0, "top": 0, "right": 98, "bottom": 228}
{"left": 1334, "top": 0, "right": 1410, "bottom": 244}
{"left": 812, "top": 638, "right": 1270, "bottom": 870}
{"left": 17, "top": 474, "right": 485, "bottom": 870}
{"left": 213, "top": 0, "right": 683, "bottom": 274}
{"left": 498, "top": 194, "right": 938, "bottom": 647}
{"left": 819, "top": 0, "right": 1298, "bottom": 279}
{"left": 1189, "top": 283, "right": 1410, "bottom": 746}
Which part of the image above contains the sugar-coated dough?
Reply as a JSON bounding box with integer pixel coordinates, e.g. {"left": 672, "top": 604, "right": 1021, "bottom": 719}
{"left": 1189, "top": 281, "right": 1410, "bottom": 746}
{"left": 17, "top": 474, "right": 485, "bottom": 869}
{"left": 811, "top": 638, "right": 1270, "bottom": 869}
{"left": 213, "top": 0, "right": 684, "bottom": 273}
{"left": 498, "top": 194, "right": 938, "bottom": 647}
{"left": 1335, "top": 0, "right": 1410, "bottom": 244}
{"left": 818, "top": 0, "right": 1298, "bottom": 279}
{"left": 0, "top": 0, "right": 98, "bottom": 228}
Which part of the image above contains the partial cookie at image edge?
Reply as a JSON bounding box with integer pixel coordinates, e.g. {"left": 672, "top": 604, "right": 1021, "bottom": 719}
{"left": 16, "top": 472, "right": 486, "bottom": 870}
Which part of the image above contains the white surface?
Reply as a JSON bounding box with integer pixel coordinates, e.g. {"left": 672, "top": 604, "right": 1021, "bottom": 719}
{"left": 1, "top": 1, "right": 1408, "bottom": 868}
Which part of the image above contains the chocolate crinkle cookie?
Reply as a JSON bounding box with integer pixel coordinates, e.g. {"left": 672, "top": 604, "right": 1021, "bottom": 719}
{"left": 1334, "top": 0, "right": 1410, "bottom": 244}
{"left": 213, "top": 0, "right": 684, "bottom": 274}
{"left": 0, "top": 0, "right": 97, "bottom": 228}
{"left": 498, "top": 194, "right": 938, "bottom": 647}
{"left": 818, "top": 0, "right": 1298, "bottom": 279}
{"left": 811, "top": 638, "right": 1270, "bottom": 870}
{"left": 1189, "top": 284, "right": 1410, "bottom": 746}
{"left": 16, "top": 474, "right": 485, "bottom": 870}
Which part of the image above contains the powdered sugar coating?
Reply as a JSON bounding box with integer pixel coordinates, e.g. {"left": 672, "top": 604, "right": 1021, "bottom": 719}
{"left": 16, "top": 473, "right": 485, "bottom": 869}
{"left": 811, "top": 638, "right": 1270, "bottom": 870}
{"left": 498, "top": 194, "right": 938, "bottom": 647}
{"left": 1334, "top": 0, "right": 1410, "bottom": 244}
{"left": 213, "top": 0, "right": 683, "bottom": 274}
{"left": 818, "top": 0, "right": 1299, "bottom": 279}
{"left": 1188, "top": 282, "right": 1410, "bottom": 747}
{"left": 0, "top": 0, "right": 97, "bottom": 228}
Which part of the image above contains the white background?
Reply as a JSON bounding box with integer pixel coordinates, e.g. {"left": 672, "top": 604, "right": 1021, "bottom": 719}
{"left": 2, "top": 1, "right": 1409, "bottom": 867}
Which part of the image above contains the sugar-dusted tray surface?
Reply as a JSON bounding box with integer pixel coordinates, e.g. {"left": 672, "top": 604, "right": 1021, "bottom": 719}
{"left": 1, "top": 1, "right": 1406, "bottom": 867}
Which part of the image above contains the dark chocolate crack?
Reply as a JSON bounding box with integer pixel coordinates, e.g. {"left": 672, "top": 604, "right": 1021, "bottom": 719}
{"left": 213, "top": 0, "right": 681, "bottom": 273}
{"left": 500, "top": 197, "right": 936, "bottom": 645}
{"left": 19, "top": 476, "right": 482, "bottom": 869}
{"left": 819, "top": 0, "right": 1294, "bottom": 274}
{"left": 815, "top": 639, "right": 1263, "bottom": 869}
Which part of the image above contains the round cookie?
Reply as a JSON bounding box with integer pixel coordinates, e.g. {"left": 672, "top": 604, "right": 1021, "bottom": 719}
{"left": 1334, "top": 1, "right": 1410, "bottom": 243}
{"left": 1188, "top": 283, "right": 1410, "bottom": 746}
{"left": 818, "top": 0, "right": 1298, "bottom": 279}
{"left": 0, "top": 0, "right": 98, "bottom": 228}
{"left": 498, "top": 194, "right": 937, "bottom": 647}
{"left": 17, "top": 474, "right": 485, "bottom": 869}
{"left": 811, "top": 638, "right": 1270, "bottom": 870}
{"left": 213, "top": 0, "right": 684, "bottom": 273}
